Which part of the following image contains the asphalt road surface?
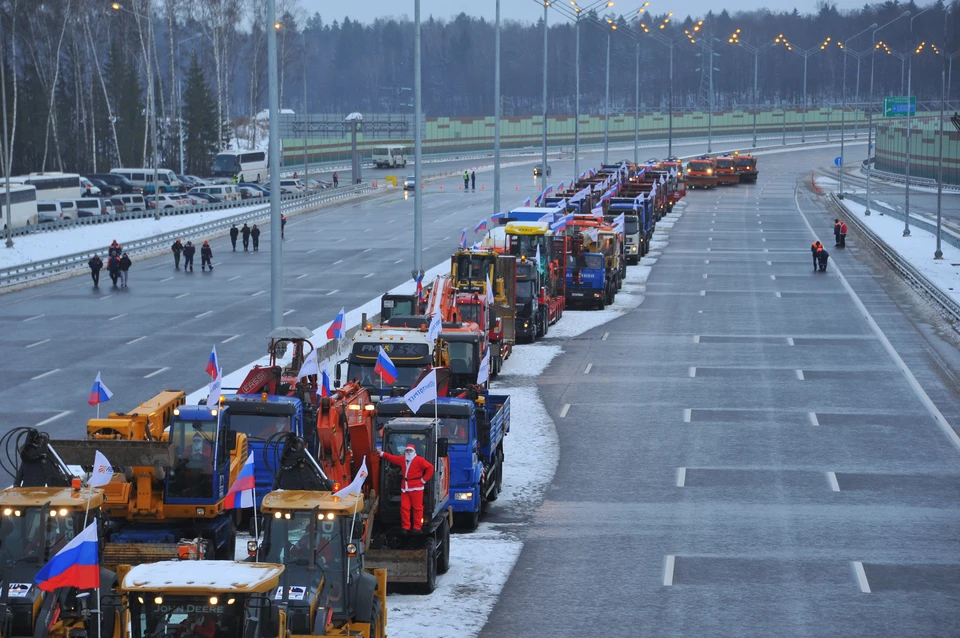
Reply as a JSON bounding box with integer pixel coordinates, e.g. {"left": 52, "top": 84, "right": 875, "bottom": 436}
{"left": 479, "top": 146, "right": 960, "bottom": 637}
{"left": 2, "top": 136, "right": 838, "bottom": 442}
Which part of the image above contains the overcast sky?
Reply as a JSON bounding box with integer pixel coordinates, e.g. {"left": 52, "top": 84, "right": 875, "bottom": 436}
{"left": 299, "top": 0, "right": 879, "bottom": 24}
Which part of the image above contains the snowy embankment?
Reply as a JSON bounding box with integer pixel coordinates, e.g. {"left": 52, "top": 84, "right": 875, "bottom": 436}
{"left": 225, "top": 203, "right": 684, "bottom": 636}
{"left": 838, "top": 198, "right": 960, "bottom": 306}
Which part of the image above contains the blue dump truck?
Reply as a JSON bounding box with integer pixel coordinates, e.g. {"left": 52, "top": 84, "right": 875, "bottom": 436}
{"left": 376, "top": 391, "right": 510, "bottom": 530}
{"left": 220, "top": 394, "right": 307, "bottom": 509}
{"left": 606, "top": 206, "right": 649, "bottom": 264}
{"left": 565, "top": 234, "right": 610, "bottom": 309}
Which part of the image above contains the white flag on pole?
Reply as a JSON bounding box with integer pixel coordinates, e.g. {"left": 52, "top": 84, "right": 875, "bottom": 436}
{"left": 297, "top": 347, "right": 319, "bottom": 379}
{"left": 477, "top": 349, "right": 491, "bottom": 386}
{"left": 427, "top": 311, "right": 443, "bottom": 342}
{"left": 334, "top": 457, "right": 369, "bottom": 498}
{"left": 88, "top": 450, "right": 114, "bottom": 488}
{"left": 207, "top": 368, "right": 222, "bottom": 406}
{"left": 404, "top": 369, "right": 438, "bottom": 413}
{"left": 485, "top": 274, "right": 495, "bottom": 304}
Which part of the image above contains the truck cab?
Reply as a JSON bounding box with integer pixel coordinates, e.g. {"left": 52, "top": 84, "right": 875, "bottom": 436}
{"left": 735, "top": 153, "right": 759, "bottom": 183}
{"left": 685, "top": 156, "right": 718, "bottom": 189}
{"left": 715, "top": 155, "right": 740, "bottom": 185}
{"left": 344, "top": 326, "right": 439, "bottom": 402}
{"left": 515, "top": 258, "right": 544, "bottom": 342}
{"left": 565, "top": 238, "right": 609, "bottom": 310}
{"left": 380, "top": 293, "right": 421, "bottom": 321}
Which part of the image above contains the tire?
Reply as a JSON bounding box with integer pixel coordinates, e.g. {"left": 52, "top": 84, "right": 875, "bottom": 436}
{"left": 542, "top": 315, "right": 548, "bottom": 337}
{"left": 487, "top": 456, "right": 502, "bottom": 502}
{"left": 369, "top": 597, "right": 384, "bottom": 638}
{"left": 597, "top": 297, "right": 605, "bottom": 310}
{"left": 421, "top": 538, "right": 438, "bottom": 594}
{"left": 455, "top": 510, "right": 479, "bottom": 532}
{"left": 437, "top": 518, "right": 451, "bottom": 574}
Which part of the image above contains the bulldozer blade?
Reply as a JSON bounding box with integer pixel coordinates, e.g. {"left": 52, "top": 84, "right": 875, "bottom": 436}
{"left": 365, "top": 548, "right": 429, "bottom": 583}
{"left": 51, "top": 439, "right": 171, "bottom": 468}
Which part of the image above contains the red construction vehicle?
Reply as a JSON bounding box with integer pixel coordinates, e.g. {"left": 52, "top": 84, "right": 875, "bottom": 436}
{"left": 715, "top": 154, "right": 741, "bottom": 185}
{"left": 734, "top": 152, "right": 759, "bottom": 183}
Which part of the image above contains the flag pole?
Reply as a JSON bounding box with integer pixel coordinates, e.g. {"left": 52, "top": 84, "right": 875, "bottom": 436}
{"left": 252, "top": 484, "right": 259, "bottom": 562}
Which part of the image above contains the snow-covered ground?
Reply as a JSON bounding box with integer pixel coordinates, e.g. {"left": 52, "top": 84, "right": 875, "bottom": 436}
{"left": 838, "top": 198, "right": 960, "bottom": 306}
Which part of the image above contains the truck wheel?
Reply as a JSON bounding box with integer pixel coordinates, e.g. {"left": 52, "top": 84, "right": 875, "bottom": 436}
{"left": 368, "top": 597, "right": 384, "bottom": 638}
{"left": 597, "top": 297, "right": 605, "bottom": 310}
{"left": 437, "top": 518, "right": 451, "bottom": 574}
{"left": 421, "top": 538, "right": 438, "bottom": 594}
{"left": 486, "top": 458, "right": 502, "bottom": 502}
{"left": 455, "top": 510, "right": 479, "bottom": 532}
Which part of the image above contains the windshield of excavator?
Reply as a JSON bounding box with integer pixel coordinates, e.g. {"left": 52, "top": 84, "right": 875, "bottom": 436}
{"left": 261, "top": 511, "right": 345, "bottom": 613}
{"left": 131, "top": 595, "right": 242, "bottom": 638}
{"left": 0, "top": 506, "right": 83, "bottom": 566}
{"left": 454, "top": 254, "right": 487, "bottom": 284}
{"left": 349, "top": 342, "right": 431, "bottom": 393}
{"left": 168, "top": 420, "right": 220, "bottom": 501}
{"left": 508, "top": 234, "right": 548, "bottom": 260}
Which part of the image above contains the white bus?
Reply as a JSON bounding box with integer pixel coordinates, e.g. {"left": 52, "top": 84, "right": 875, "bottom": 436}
{"left": 9, "top": 172, "right": 82, "bottom": 200}
{"left": 0, "top": 185, "right": 39, "bottom": 229}
{"left": 371, "top": 145, "right": 407, "bottom": 168}
{"left": 109, "top": 168, "right": 182, "bottom": 194}
{"left": 212, "top": 150, "right": 269, "bottom": 182}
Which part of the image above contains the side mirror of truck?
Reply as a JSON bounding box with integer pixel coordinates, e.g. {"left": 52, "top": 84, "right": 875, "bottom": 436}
{"left": 437, "top": 438, "right": 449, "bottom": 459}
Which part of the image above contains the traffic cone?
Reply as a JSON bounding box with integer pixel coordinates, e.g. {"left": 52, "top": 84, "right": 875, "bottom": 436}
{"left": 459, "top": 184, "right": 462, "bottom": 190}
{"left": 515, "top": 185, "right": 519, "bottom": 190}
{"left": 440, "top": 184, "right": 443, "bottom": 190}
{"left": 481, "top": 184, "right": 485, "bottom": 190}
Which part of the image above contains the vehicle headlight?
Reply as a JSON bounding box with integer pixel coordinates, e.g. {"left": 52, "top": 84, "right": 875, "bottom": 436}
{"left": 706, "top": 169, "right": 713, "bottom": 175}
{"left": 455, "top": 492, "right": 473, "bottom": 501}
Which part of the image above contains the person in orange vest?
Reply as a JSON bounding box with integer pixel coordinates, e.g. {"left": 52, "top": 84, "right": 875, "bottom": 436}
{"left": 811, "top": 240, "right": 823, "bottom": 271}
{"left": 380, "top": 443, "right": 434, "bottom": 532}
{"left": 839, "top": 221, "right": 848, "bottom": 248}
{"left": 834, "top": 219, "right": 842, "bottom": 247}
{"left": 816, "top": 245, "right": 830, "bottom": 272}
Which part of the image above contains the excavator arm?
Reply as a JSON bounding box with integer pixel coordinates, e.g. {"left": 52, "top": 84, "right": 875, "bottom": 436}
{"left": 1, "top": 428, "right": 75, "bottom": 489}
{"left": 267, "top": 432, "right": 334, "bottom": 492}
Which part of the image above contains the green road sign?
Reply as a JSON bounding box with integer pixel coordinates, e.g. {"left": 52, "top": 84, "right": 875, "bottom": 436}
{"left": 883, "top": 96, "right": 916, "bottom": 117}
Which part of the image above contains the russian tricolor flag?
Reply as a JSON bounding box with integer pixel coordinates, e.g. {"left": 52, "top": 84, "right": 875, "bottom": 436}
{"left": 557, "top": 181, "right": 565, "bottom": 192}
{"left": 589, "top": 168, "right": 596, "bottom": 177}
{"left": 460, "top": 229, "right": 468, "bottom": 249}
{"left": 34, "top": 522, "right": 99, "bottom": 592}
{"left": 224, "top": 455, "right": 255, "bottom": 509}
{"left": 205, "top": 346, "right": 219, "bottom": 378}
{"left": 544, "top": 184, "right": 554, "bottom": 197}
{"left": 523, "top": 197, "right": 531, "bottom": 206}
{"left": 88, "top": 372, "right": 113, "bottom": 406}
{"left": 320, "top": 362, "right": 333, "bottom": 398}
{"left": 474, "top": 219, "right": 487, "bottom": 234}
{"left": 326, "top": 307, "right": 345, "bottom": 340}
{"left": 374, "top": 346, "right": 398, "bottom": 385}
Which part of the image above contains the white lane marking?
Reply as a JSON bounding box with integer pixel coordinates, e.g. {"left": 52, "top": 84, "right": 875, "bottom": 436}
{"left": 583, "top": 363, "right": 592, "bottom": 375}
{"left": 25, "top": 339, "right": 51, "bottom": 349}
{"left": 795, "top": 190, "right": 960, "bottom": 452}
{"left": 394, "top": 259, "right": 404, "bottom": 264}
{"left": 23, "top": 314, "right": 45, "bottom": 322}
{"left": 228, "top": 276, "right": 242, "bottom": 282}
{"left": 560, "top": 404, "right": 570, "bottom": 418}
{"left": 306, "top": 248, "right": 318, "bottom": 254}
{"left": 126, "top": 336, "right": 147, "bottom": 345}
{"left": 704, "top": 259, "right": 710, "bottom": 264}
{"left": 827, "top": 471, "right": 840, "bottom": 492}
{"left": 362, "top": 248, "right": 372, "bottom": 253}
{"left": 333, "top": 259, "right": 343, "bottom": 265}
{"left": 767, "top": 261, "right": 773, "bottom": 265}
{"left": 683, "top": 408, "right": 692, "bottom": 423}
{"left": 703, "top": 273, "right": 708, "bottom": 279}
{"left": 796, "top": 369, "right": 805, "bottom": 380}
{"left": 853, "top": 561, "right": 871, "bottom": 593}
{"left": 693, "top": 335, "right": 700, "bottom": 343}
{"left": 364, "top": 273, "right": 375, "bottom": 279}
{"left": 175, "top": 293, "right": 189, "bottom": 299}
{"left": 108, "top": 313, "right": 128, "bottom": 321}
{"left": 196, "top": 310, "right": 214, "bottom": 319}
{"left": 676, "top": 468, "right": 686, "bottom": 487}
{"left": 283, "top": 309, "right": 296, "bottom": 316}
{"left": 326, "top": 289, "right": 339, "bottom": 296}
{"left": 770, "top": 275, "right": 777, "bottom": 280}
{"left": 31, "top": 369, "right": 60, "bottom": 380}
{"left": 689, "top": 367, "right": 697, "bottom": 378}
{"left": 221, "top": 334, "right": 242, "bottom": 344}
{"left": 775, "top": 292, "right": 782, "bottom": 298}
{"left": 809, "top": 412, "right": 820, "bottom": 426}
{"left": 144, "top": 367, "right": 170, "bottom": 378}
{"left": 663, "top": 556, "right": 676, "bottom": 586}
{"left": 787, "top": 337, "right": 795, "bottom": 346}
{"left": 296, "top": 273, "right": 309, "bottom": 280}
{"left": 35, "top": 410, "right": 72, "bottom": 427}
{"left": 252, "top": 290, "right": 266, "bottom": 297}
{"left": 601, "top": 332, "right": 609, "bottom": 341}
{"left": 700, "top": 290, "right": 706, "bottom": 296}
{"left": 160, "top": 276, "right": 174, "bottom": 282}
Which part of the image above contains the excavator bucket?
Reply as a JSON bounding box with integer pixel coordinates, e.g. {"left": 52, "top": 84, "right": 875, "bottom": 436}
{"left": 51, "top": 439, "right": 171, "bottom": 468}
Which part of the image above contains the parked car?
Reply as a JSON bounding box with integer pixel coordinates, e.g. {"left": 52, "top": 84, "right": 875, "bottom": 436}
{"left": 189, "top": 192, "right": 222, "bottom": 204}
{"left": 37, "top": 201, "right": 73, "bottom": 222}
{"left": 533, "top": 164, "right": 551, "bottom": 177}
{"left": 80, "top": 177, "right": 102, "bottom": 197}
{"left": 189, "top": 184, "right": 241, "bottom": 202}
{"left": 87, "top": 177, "right": 119, "bottom": 196}
{"left": 146, "top": 194, "right": 185, "bottom": 210}
{"left": 186, "top": 175, "right": 213, "bottom": 186}
{"left": 176, "top": 174, "right": 199, "bottom": 189}
{"left": 239, "top": 182, "right": 270, "bottom": 197}
{"left": 58, "top": 199, "right": 77, "bottom": 219}
{"left": 116, "top": 193, "right": 147, "bottom": 211}
{"left": 88, "top": 173, "right": 137, "bottom": 194}
{"left": 238, "top": 186, "right": 260, "bottom": 199}
{"left": 403, "top": 175, "right": 417, "bottom": 191}
{"left": 278, "top": 179, "right": 304, "bottom": 195}
{"left": 71, "top": 198, "right": 102, "bottom": 217}
{"left": 108, "top": 196, "right": 126, "bottom": 214}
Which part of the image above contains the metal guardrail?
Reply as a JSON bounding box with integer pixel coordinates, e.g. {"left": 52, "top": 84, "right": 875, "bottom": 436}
{"left": 859, "top": 159, "right": 960, "bottom": 192}
{"left": 831, "top": 193, "right": 960, "bottom": 325}
{"left": 0, "top": 184, "right": 370, "bottom": 289}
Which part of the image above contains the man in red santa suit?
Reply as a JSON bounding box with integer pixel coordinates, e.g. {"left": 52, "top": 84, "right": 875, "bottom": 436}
{"left": 380, "top": 443, "right": 434, "bottom": 531}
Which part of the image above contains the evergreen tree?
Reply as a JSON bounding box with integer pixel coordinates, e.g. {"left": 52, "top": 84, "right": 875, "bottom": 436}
{"left": 104, "top": 37, "right": 145, "bottom": 168}
{"left": 182, "top": 52, "right": 219, "bottom": 176}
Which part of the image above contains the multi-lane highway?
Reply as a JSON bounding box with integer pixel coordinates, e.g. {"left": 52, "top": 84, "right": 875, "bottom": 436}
{"left": 479, "top": 145, "right": 960, "bottom": 637}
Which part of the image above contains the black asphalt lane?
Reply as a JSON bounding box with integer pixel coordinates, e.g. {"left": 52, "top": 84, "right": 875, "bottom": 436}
{"left": 479, "top": 147, "right": 960, "bottom": 637}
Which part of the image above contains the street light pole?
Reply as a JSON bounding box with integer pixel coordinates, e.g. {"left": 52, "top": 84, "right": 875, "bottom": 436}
{"left": 540, "top": 1, "right": 549, "bottom": 194}
{"left": 868, "top": 12, "right": 910, "bottom": 103}
{"left": 635, "top": 39, "right": 640, "bottom": 164}
{"left": 935, "top": 2, "right": 956, "bottom": 259}
{"left": 494, "top": 0, "right": 501, "bottom": 215}
{"left": 575, "top": 16, "right": 581, "bottom": 181}
{"left": 413, "top": 0, "right": 423, "bottom": 280}
{"left": 728, "top": 31, "right": 774, "bottom": 149}
{"left": 839, "top": 24, "right": 877, "bottom": 198}
{"left": 267, "top": 0, "right": 283, "bottom": 328}
{"left": 1, "top": 15, "right": 12, "bottom": 248}
{"left": 604, "top": 30, "right": 610, "bottom": 164}
{"left": 302, "top": 29, "right": 308, "bottom": 190}
{"left": 904, "top": 4, "right": 937, "bottom": 237}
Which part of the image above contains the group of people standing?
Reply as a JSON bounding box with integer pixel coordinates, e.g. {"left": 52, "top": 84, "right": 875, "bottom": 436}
{"left": 87, "top": 240, "right": 132, "bottom": 288}
{"left": 810, "top": 219, "right": 849, "bottom": 272}
{"left": 463, "top": 170, "right": 476, "bottom": 190}
{"left": 228, "top": 223, "right": 262, "bottom": 251}
{"left": 171, "top": 239, "right": 214, "bottom": 272}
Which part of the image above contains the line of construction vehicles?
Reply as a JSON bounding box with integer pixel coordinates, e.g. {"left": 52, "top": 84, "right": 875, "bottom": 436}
{"left": 684, "top": 151, "right": 760, "bottom": 189}
{"left": 0, "top": 159, "right": 685, "bottom": 638}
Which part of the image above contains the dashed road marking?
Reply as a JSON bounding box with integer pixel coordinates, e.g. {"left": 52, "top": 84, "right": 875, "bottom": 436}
{"left": 221, "top": 334, "right": 242, "bottom": 344}
{"left": 35, "top": 410, "right": 72, "bottom": 427}
{"left": 326, "top": 289, "right": 339, "bottom": 296}
{"left": 144, "top": 367, "right": 169, "bottom": 378}
{"left": 601, "top": 332, "right": 609, "bottom": 341}
{"left": 663, "top": 556, "right": 676, "bottom": 586}
{"left": 683, "top": 408, "right": 692, "bottom": 423}
{"left": 770, "top": 275, "right": 777, "bottom": 280}
{"left": 700, "top": 290, "right": 706, "bottom": 296}
{"left": 693, "top": 335, "right": 700, "bottom": 343}
{"left": 333, "top": 259, "right": 343, "bottom": 265}
{"left": 808, "top": 412, "right": 820, "bottom": 426}
{"left": 283, "top": 309, "right": 296, "bottom": 316}
{"left": 364, "top": 273, "right": 375, "bottom": 279}
{"left": 23, "top": 314, "right": 44, "bottom": 322}
{"left": 175, "top": 293, "right": 189, "bottom": 299}
{"left": 853, "top": 561, "right": 871, "bottom": 593}
{"left": 159, "top": 276, "right": 174, "bottom": 282}
{"left": 796, "top": 369, "right": 805, "bottom": 380}
{"left": 252, "top": 290, "right": 266, "bottom": 297}
{"left": 583, "top": 364, "right": 592, "bottom": 374}
{"left": 228, "top": 276, "right": 242, "bottom": 282}
{"left": 689, "top": 367, "right": 697, "bottom": 378}
{"left": 775, "top": 292, "right": 782, "bottom": 298}
{"left": 676, "top": 468, "right": 686, "bottom": 487}
{"left": 394, "top": 259, "right": 404, "bottom": 264}
{"left": 560, "top": 404, "right": 570, "bottom": 418}
{"left": 126, "top": 336, "right": 147, "bottom": 345}
{"left": 25, "top": 339, "right": 50, "bottom": 349}
{"left": 32, "top": 369, "right": 60, "bottom": 380}
{"left": 196, "top": 310, "right": 214, "bottom": 319}
{"left": 109, "top": 313, "right": 128, "bottom": 321}
{"left": 296, "top": 273, "right": 309, "bottom": 280}
{"left": 827, "top": 471, "right": 840, "bottom": 492}
{"left": 787, "top": 337, "right": 795, "bottom": 346}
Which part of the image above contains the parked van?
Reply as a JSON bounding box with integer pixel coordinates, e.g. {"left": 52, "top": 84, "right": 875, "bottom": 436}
{"left": 109, "top": 168, "right": 182, "bottom": 194}
{"left": 191, "top": 184, "right": 241, "bottom": 202}
{"left": 117, "top": 193, "right": 147, "bottom": 211}
{"left": 278, "top": 179, "right": 303, "bottom": 195}
{"left": 71, "top": 199, "right": 103, "bottom": 217}
{"left": 372, "top": 145, "right": 407, "bottom": 168}
{"left": 57, "top": 199, "right": 77, "bottom": 219}
{"left": 37, "top": 200, "right": 73, "bottom": 223}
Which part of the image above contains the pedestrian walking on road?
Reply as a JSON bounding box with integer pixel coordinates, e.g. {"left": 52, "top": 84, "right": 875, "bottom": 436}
{"left": 201, "top": 241, "right": 214, "bottom": 271}
{"left": 817, "top": 246, "right": 830, "bottom": 272}
{"left": 839, "top": 221, "right": 848, "bottom": 248}
{"left": 463, "top": 171, "right": 469, "bottom": 190}
{"left": 171, "top": 239, "right": 184, "bottom": 269}
{"left": 229, "top": 224, "right": 239, "bottom": 251}
{"left": 119, "top": 253, "right": 132, "bottom": 288}
{"left": 107, "top": 254, "right": 121, "bottom": 287}
{"left": 281, "top": 214, "right": 287, "bottom": 239}
{"left": 88, "top": 255, "right": 103, "bottom": 288}
{"left": 241, "top": 223, "right": 251, "bottom": 251}
{"left": 183, "top": 241, "right": 196, "bottom": 272}
{"left": 471, "top": 170, "right": 476, "bottom": 190}
{"left": 810, "top": 241, "right": 822, "bottom": 271}
{"left": 251, "top": 224, "right": 261, "bottom": 251}
{"left": 833, "top": 219, "right": 842, "bottom": 247}
{"left": 109, "top": 240, "right": 122, "bottom": 258}
{"left": 333, "top": 172, "right": 339, "bottom": 187}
